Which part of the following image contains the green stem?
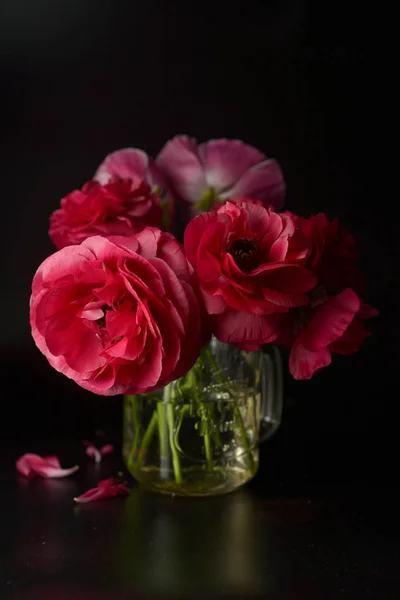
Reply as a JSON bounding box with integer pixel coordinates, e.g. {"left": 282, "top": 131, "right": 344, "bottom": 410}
{"left": 173, "top": 404, "right": 190, "bottom": 453}
{"left": 210, "top": 403, "right": 223, "bottom": 448}
{"left": 233, "top": 405, "right": 256, "bottom": 474}
{"left": 158, "top": 391, "right": 169, "bottom": 478}
{"left": 126, "top": 395, "right": 140, "bottom": 467}
{"left": 167, "top": 402, "right": 182, "bottom": 484}
{"left": 203, "top": 343, "right": 256, "bottom": 474}
{"left": 136, "top": 409, "right": 158, "bottom": 468}
{"left": 192, "top": 378, "right": 214, "bottom": 472}
{"left": 204, "top": 426, "right": 213, "bottom": 471}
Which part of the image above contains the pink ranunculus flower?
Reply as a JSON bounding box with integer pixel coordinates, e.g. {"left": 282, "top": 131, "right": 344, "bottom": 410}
{"left": 30, "top": 229, "right": 209, "bottom": 395}
{"left": 184, "top": 200, "right": 316, "bottom": 349}
{"left": 285, "top": 288, "right": 378, "bottom": 380}
{"left": 156, "top": 135, "right": 285, "bottom": 213}
{"left": 94, "top": 147, "right": 159, "bottom": 187}
{"left": 94, "top": 147, "right": 174, "bottom": 229}
{"left": 49, "top": 178, "right": 163, "bottom": 250}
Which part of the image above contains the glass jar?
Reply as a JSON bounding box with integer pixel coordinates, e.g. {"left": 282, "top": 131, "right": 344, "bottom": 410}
{"left": 123, "top": 337, "right": 282, "bottom": 496}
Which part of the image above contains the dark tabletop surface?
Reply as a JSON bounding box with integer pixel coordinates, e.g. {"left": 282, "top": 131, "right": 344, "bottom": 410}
{"left": 1, "top": 418, "right": 399, "bottom": 600}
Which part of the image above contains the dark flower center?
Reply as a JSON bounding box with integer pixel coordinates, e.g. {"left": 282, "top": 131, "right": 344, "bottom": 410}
{"left": 228, "top": 238, "right": 259, "bottom": 272}
{"left": 97, "top": 316, "right": 106, "bottom": 329}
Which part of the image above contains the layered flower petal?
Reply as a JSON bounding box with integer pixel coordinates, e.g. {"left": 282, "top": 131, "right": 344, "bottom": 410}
{"left": 290, "top": 211, "right": 363, "bottom": 295}
{"left": 74, "top": 478, "right": 129, "bottom": 503}
{"left": 16, "top": 454, "right": 79, "bottom": 479}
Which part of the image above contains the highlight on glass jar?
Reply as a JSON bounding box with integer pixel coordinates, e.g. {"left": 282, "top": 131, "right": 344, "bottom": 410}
{"left": 123, "top": 338, "right": 283, "bottom": 496}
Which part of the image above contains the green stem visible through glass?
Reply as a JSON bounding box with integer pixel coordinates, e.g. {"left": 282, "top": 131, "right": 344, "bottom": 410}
{"left": 126, "top": 340, "right": 257, "bottom": 489}
{"left": 167, "top": 402, "right": 182, "bottom": 484}
{"left": 126, "top": 395, "right": 140, "bottom": 467}
{"left": 158, "top": 390, "right": 169, "bottom": 479}
{"left": 136, "top": 409, "right": 158, "bottom": 469}
{"left": 202, "top": 345, "right": 256, "bottom": 474}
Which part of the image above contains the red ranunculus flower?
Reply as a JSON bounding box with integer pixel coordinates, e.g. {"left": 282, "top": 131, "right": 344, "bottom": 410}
{"left": 30, "top": 229, "right": 208, "bottom": 395}
{"left": 288, "top": 212, "right": 364, "bottom": 294}
{"left": 94, "top": 147, "right": 160, "bottom": 187}
{"left": 184, "top": 200, "right": 316, "bottom": 348}
{"left": 49, "top": 178, "right": 162, "bottom": 250}
{"left": 276, "top": 212, "right": 378, "bottom": 379}
{"left": 283, "top": 289, "right": 378, "bottom": 380}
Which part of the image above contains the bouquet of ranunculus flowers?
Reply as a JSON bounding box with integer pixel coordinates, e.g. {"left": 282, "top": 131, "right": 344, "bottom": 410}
{"left": 30, "top": 135, "right": 377, "bottom": 495}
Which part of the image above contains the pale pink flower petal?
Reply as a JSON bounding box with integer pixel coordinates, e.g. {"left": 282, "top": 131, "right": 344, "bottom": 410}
{"left": 42, "top": 456, "right": 62, "bottom": 468}
{"left": 85, "top": 445, "right": 102, "bottom": 463}
{"left": 74, "top": 478, "right": 130, "bottom": 504}
{"left": 156, "top": 135, "right": 207, "bottom": 202}
{"left": 16, "top": 454, "right": 79, "bottom": 479}
{"left": 199, "top": 138, "right": 265, "bottom": 192}
{"left": 226, "top": 159, "right": 286, "bottom": 210}
{"left": 83, "top": 441, "right": 114, "bottom": 462}
{"left": 94, "top": 148, "right": 149, "bottom": 184}
{"left": 156, "top": 135, "right": 285, "bottom": 211}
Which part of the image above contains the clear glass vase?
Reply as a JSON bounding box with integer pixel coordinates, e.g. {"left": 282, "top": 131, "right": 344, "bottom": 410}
{"left": 123, "top": 337, "right": 283, "bottom": 496}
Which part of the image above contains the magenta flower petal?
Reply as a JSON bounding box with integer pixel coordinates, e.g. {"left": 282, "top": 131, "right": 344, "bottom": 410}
{"left": 16, "top": 454, "right": 37, "bottom": 478}
{"left": 94, "top": 148, "right": 149, "bottom": 184}
{"left": 100, "top": 444, "right": 114, "bottom": 456}
{"left": 16, "top": 454, "right": 79, "bottom": 479}
{"left": 74, "top": 478, "right": 130, "bottom": 503}
{"left": 213, "top": 309, "right": 281, "bottom": 348}
{"left": 289, "top": 341, "right": 332, "bottom": 380}
{"left": 301, "top": 289, "right": 360, "bottom": 353}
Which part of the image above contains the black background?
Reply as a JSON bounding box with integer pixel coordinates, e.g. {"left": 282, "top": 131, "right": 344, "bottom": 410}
{"left": 0, "top": 2, "right": 395, "bottom": 483}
